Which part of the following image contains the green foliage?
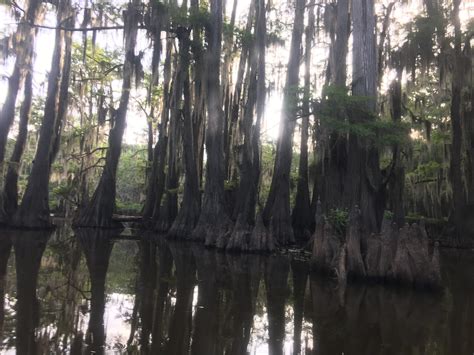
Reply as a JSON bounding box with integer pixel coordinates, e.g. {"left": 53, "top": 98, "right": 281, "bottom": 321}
{"left": 259, "top": 143, "right": 276, "bottom": 206}
{"left": 406, "top": 160, "right": 443, "bottom": 181}
{"left": 116, "top": 144, "right": 147, "bottom": 211}
{"left": 72, "top": 42, "right": 122, "bottom": 80}
{"left": 224, "top": 179, "right": 239, "bottom": 191}
{"left": 317, "top": 86, "right": 410, "bottom": 146}
{"left": 327, "top": 208, "right": 348, "bottom": 236}
{"left": 115, "top": 201, "right": 143, "bottom": 214}
{"left": 107, "top": 240, "right": 138, "bottom": 293}
{"left": 168, "top": 3, "right": 210, "bottom": 28}
{"left": 384, "top": 210, "right": 394, "bottom": 220}
{"left": 234, "top": 27, "right": 254, "bottom": 49}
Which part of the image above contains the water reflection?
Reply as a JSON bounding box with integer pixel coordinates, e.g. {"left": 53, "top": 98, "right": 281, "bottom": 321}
{"left": 76, "top": 228, "right": 115, "bottom": 354}
{"left": 0, "top": 226, "right": 473, "bottom": 354}
{"left": 0, "top": 234, "right": 12, "bottom": 344}
{"left": 12, "top": 230, "right": 50, "bottom": 354}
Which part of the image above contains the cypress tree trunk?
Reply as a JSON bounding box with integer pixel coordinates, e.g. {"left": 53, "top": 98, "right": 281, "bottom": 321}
{"left": 345, "top": 0, "right": 382, "bottom": 234}
{"left": 227, "top": 0, "right": 268, "bottom": 251}
{"left": 1, "top": 71, "right": 33, "bottom": 221}
{"left": 263, "top": 0, "right": 305, "bottom": 246}
{"left": 74, "top": 0, "right": 140, "bottom": 228}
{"left": 318, "top": 0, "right": 349, "bottom": 212}
{"left": 229, "top": 1, "right": 255, "bottom": 178}
{"left": 467, "top": 70, "right": 474, "bottom": 205}
{"left": 227, "top": 48, "right": 259, "bottom": 250}
{"left": 222, "top": 0, "right": 238, "bottom": 181}
{"left": 155, "top": 53, "right": 181, "bottom": 232}
{"left": 292, "top": 1, "right": 315, "bottom": 241}
{"left": 0, "top": 0, "right": 42, "bottom": 165}
{"left": 169, "top": 27, "right": 201, "bottom": 239}
{"left": 192, "top": 0, "right": 232, "bottom": 248}
{"left": 146, "top": 39, "right": 172, "bottom": 225}
{"left": 142, "top": 5, "right": 164, "bottom": 222}
{"left": 450, "top": 0, "right": 465, "bottom": 235}
{"left": 190, "top": 0, "right": 206, "bottom": 186}
{"left": 12, "top": 0, "right": 72, "bottom": 228}
{"left": 388, "top": 60, "right": 405, "bottom": 227}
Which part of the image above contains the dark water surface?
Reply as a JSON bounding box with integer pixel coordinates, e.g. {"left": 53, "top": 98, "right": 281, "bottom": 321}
{"left": 0, "top": 224, "right": 473, "bottom": 354}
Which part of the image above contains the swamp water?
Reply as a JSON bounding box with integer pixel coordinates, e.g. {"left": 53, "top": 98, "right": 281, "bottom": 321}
{"left": 0, "top": 223, "right": 473, "bottom": 354}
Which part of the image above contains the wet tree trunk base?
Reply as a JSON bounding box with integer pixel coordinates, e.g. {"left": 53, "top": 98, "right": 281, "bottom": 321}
{"left": 73, "top": 178, "right": 123, "bottom": 229}
{"left": 312, "top": 206, "right": 442, "bottom": 290}
{"left": 167, "top": 200, "right": 200, "bottom": 240}
{"left": 226, "top": 213, "right": 275, "bottom": 253}
{"left": 191, "top": 210, "right": 232, "bottom": 249}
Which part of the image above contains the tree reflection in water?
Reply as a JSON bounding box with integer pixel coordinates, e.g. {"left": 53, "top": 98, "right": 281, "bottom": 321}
{"left": 0, "top": 227, "right": 473, "bottom": 354}
{"left": 0, "top": 234, "right": 12, "bottom": 341}
{"left": 76, "top": 228, "right": 115, "bottom": 355}
{"left": 12, "top": 230, "right": 50, "bottom": 354}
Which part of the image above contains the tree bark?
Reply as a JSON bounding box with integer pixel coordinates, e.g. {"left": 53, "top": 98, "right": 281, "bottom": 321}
{"left": 263, "top": 0, "right": 305, "bottom": 246}
{"left": 228, "top": 0, "right": 267, "bottom": 251}
{"left": 227, "top": 48, "right": 259, "bottom": 250}
{"left": 449, "top": 0, "right": 465, "bottom": 235}
{"left": 345, "top": 0, "right": 382, "bottom": 234}
{"left": 1, "top": 70, "right": 33, "bottom": 221}
{"left": 74, "top": 0, "right": 140, "bottom": 228}
{"left": 227, "top": 2, "right": 255, "bottom": 183}
{"left": 155, "top": 54, "right": 181, "bottom": 232}
{"left": 12, "top": 0, "right": 72, "bottom": 228}
{"left": 292, "top": 1, "right": 314, "bottom": 241}
{"left": 388, "top": 60, "right": 405, "bottom": 227}
{"left": 190, "top": 0, "right": 206, "bottom": 187}
{"left": 142, "top": 6, "right": 164, "bottom": 222}
{"left": 0, "top": 0, "right": 42, "bottom": 165}
{"left": 192, "top": 0, "right": 232, "bottom": 248}
{"left": 169, "top": 27, "right": 201, "bottom": 239}
{"left": 317, "top": 0, "right": 349, "bottom": 212}
{"left": 145, "top": 39, "right": 173, "bottom": 225}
